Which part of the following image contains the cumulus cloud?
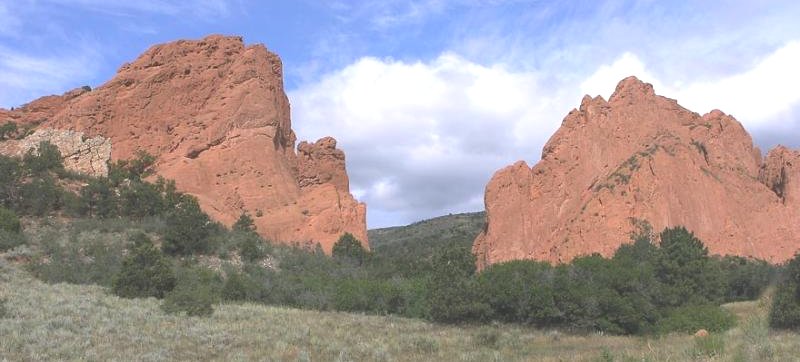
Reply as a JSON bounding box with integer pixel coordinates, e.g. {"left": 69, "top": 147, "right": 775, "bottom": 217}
{"left": 293, "top": 39, "right": 800, "bottom": 228}
{"left": 579, "top": 42, "right": 800, "bottom": 148}
{"left": 290, "top": 54, "right": 571, "bottom": 227}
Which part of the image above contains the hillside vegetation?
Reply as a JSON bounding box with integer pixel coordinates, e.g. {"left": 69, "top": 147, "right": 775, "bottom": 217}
{"left": 2, "top": 259, "right": 800, "bottom": 361}
{"left": 368, "top": 212, "right": 485, "bottom": 249}
{"left": 3, "top": 140, "right": 800, "bottom": 360}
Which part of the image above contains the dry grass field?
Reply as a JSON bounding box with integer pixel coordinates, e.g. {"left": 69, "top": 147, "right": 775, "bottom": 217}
{"left": 1, "top": 258, "right": 799, "bottom": 361}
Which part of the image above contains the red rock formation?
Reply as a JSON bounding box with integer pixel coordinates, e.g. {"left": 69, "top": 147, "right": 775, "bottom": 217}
{"left": 0, "top": 35, "right": 367, "bottom": 253}
{"left": 474, "top": 76, "right": 799, "bottom": 267}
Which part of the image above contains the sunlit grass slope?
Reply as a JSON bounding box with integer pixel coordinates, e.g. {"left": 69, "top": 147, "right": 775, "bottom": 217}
{"left": 1, "top": 258, "right": 799, "bottom": 361}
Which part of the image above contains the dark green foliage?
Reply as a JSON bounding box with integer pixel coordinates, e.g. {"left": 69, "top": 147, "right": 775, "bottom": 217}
{"left": 162, "top": 196, "right": 214, "bottom": 256}
{"left": 656, "top": 305, "right": 736, "bottom": 334}
{"left": 332, "top": 232, "right": 369, "bottom": 266}
{"left": 232, "top": 213, "right": 256, "bottom": 233}
{"left": 0, "top": 207, "right": 21, "bottom": 233}
{"left": 551, "top": 254, "right": 660, "bottom": 334}
{"left": 79, "top": 179, "right": 118, "bottom": 218}
{"left": 427, "top": 242, "right": 489, "bottom": 323}
{"left": 770, "top": 253, "right": 800, "bottom": 330}
{"left": 0, "top": 155, "right": 23, "bottom": 207}
{"left": 368, "top": 212, "right": 484, "bottom": 278}
{"left": 221, "top": 268, "right": 265, "bottom": 302}
{"left": 716, "top": 256, "right": 775, "bottom": 302}
{"left": 0, "top": 229, "right": 26, "bottom": 252}
{"left": 0, "top": 207, "right": 25, "bottom": 251}
{"left": 18, "top": 176, "right": 63, "bottom": 216}
{"left": 656, "top": 227, "right": 724, "bottom": 307}
{"left": 23, "top": 141, "right": 64, "bottom": 175}
{"left": 161, "top": 266, "right": 221, "bottom": 317}
{"left": 0, "top": 121, "right": 17, "bottom": 140}
{"left": 108, "top": 151, "right": 156, "bottom": 185}
{"left": 477, "top": 260, "right": 558, "bottom": 325}
{"left": 111, "top": 234, "right": 176, "bottom": 299}
{"left": 119, "top": 181, "right": 165, "bottom": 218}
{"left": 236, "top": 232, "right": 266, "bottom": 262}
{"left": 28, "top": 237, "right": 123, "bottom": 286}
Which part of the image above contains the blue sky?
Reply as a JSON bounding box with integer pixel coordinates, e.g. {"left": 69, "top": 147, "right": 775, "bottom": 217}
{"left": 2, "top": 0, "right": 800, "bottom": 227}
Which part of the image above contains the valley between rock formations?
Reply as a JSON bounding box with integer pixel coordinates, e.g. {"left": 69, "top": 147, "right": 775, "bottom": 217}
{"left": 2, "top": 35, "right": 798, "bottom": 267}
{"left": 475, "top": 77, "right": 799, "bottom": 268}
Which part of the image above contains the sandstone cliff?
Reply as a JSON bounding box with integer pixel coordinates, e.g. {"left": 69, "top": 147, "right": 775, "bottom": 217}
{"left": 474, "top": 76, "right": 799, "bottom": 267}
{"left": 0, "top": 35, "right": 368, "bottom": 253}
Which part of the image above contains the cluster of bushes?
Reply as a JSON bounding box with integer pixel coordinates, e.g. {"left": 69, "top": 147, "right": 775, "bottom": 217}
{"left": 437, "top": 227, "right": 769, "bottom": 334}
{"left": 0, "top": 143, "right": 184, "bottom": 222}
{"left": 2, "top": 141, "right": 782, "bottom": 330}
{"left": 0, "top": 207, "right": 25, "bottom": 251}
{"left": 770, "top": 253, "right": 800, "bottom": 330}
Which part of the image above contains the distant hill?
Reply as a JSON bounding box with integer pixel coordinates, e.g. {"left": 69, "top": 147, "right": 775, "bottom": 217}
{"left": 369, "top": 211, "right": 485, "bottom": 251}
{"left": 365, "top": 211, "right": 485, "bottom": 277}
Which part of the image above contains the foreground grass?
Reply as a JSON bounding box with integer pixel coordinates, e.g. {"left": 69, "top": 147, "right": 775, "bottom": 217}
{"left": 1, "top": 259, "right": 798, "bottom": 361}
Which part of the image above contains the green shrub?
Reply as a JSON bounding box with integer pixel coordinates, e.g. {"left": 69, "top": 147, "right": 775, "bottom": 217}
{"left": 477, "top": 260, "right": 558, "bottom": 325}
{"left": 119, "top": 181, "right": 164, "bottom": 218}
{"left": 18, "top": 176, "right": 63, "bottom": 216}
{"left": 656, "top": 226, "right": 724, "bottom": 307}
{"left": 108, "top": 151, "right": 156, "bottom": 185}
{"left": 221, "top": 269, "right": 264, "bottom": 302}
{"left": 236, "top": 232, "right": 266, "bottom": 262}
{"left": 0, "top": 207, "right": 21, "bottom": 233}
{"left": 769, "top": 253, "right": 800, "bottom": 330}
{"left": 23, "top": 141, "right": 64, "bottom": 175}
{"left": 0, "top": 229, "right": 26, "bottom": 252}
{"left": 28, "top": 237, "right": 123, "bottom": 286}
{"left": 78, "top": 179, "right": 118, "bottom": 218}
{"left": 427, "top": 242, "right": 490, "bottom": 323}
{"left": 232, "top": 213, "right": 256, "bottom": 233}
{"left": 111, "top": 234, "right": 176, "bottom": 299}
{"left": 332, "top": 232, "right": 368, "bottom": 266}
{"left": 716, "top": 255, "right": 775, "bottom": 302}
{"left": 0, "top": 155, "right": 23, "bottom": 207}
{"left": 162, "top": 196, "right": 214, "bottom": 256}
{"left": 656, "top": 305, "right": 736, "bottom": 334}
{"left": 0, "top": 121, "right": 17, "bottom": 140}
{"left": 161, "top": 267, "right": 221, "bottom": 317}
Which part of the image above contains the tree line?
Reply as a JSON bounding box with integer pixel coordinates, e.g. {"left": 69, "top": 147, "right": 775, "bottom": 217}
{"left": 1, "top": 140, "right": 799, "bottom": 333}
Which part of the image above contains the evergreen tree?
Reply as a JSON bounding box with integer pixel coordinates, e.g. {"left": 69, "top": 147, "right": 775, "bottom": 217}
{"left": 112, "top": 234, "right": 176, "bottom": 299}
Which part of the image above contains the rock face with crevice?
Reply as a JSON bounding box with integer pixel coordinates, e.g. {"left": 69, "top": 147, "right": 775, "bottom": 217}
{"left": 474, "top": 77, "right": 799, "bottom": 268}
{"left": 0, "top": 128, "right": 112, "bottom": 177}
{"left": 0, "top": 35, "right": 368, "bottom": 253}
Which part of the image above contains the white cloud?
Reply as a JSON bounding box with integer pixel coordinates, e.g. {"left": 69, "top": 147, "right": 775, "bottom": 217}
{"left": 671, "top": 41, "right": 800, "bottom": 128}
{"left": 0, "top": 44, "right": 103, "bottom": 108}
{"left": 580, "top": 41, "right": 800, "bottom": 132}
{"left": 290, "top": 53, "right": 565, "bottom": 227}
{"left": 579, "top": 52, "right": 660, "bottom": 99}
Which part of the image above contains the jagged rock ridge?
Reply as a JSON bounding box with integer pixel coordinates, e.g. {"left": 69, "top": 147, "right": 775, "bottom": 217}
{"left": 474, "top": 76, "right": 799, "bottom": 267}
{"left": 0, "top": 35, "right": 368, "bottom": 253}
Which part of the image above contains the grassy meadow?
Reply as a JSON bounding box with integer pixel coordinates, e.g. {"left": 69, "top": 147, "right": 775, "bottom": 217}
{"left": 2, "top": 257, "right": 799, "bottom": 361}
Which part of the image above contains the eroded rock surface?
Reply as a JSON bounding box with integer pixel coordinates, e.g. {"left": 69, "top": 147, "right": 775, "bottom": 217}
{"left": 0, "top": 35, "right": 368, "bottom": 252}
{"left": 474, "top": 76, "right": 799, "bottom": 267}
{"left": 0, "top": 128, "right": 112, "bottom": 177}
